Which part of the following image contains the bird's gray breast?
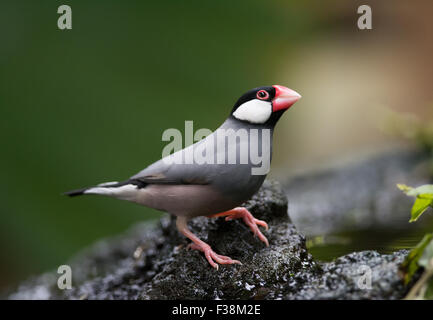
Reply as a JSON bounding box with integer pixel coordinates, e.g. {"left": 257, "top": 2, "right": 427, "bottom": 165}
{"left": 194, "top": 119, "right": 273, "bottom": 202}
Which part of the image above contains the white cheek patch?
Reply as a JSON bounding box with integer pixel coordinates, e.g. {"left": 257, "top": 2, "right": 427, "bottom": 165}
{"left": 232, "top": 99, "right": 272, "bottom": 124}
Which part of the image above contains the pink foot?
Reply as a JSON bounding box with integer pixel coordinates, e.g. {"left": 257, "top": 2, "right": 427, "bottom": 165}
{"left": 224, "top": 207, "right": 269, "bottom": 246}
{"left": 187, "top": 243, "right": 242, "bottom": 270}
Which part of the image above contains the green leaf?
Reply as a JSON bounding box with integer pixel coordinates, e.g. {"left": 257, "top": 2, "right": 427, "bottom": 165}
{"left": 419, "top": 193, "right": 433, "bottom": 200}
{"left": 398, "top": 184, "right": 433, "bottom": 222}
{"left": 419, "top": 240, "right": 433, "bottom": 270}
{"left": 410, "top": 198, "right": 433, "bottom": 222}
{"left": 397, "top": 184, "right": 413, "bottom": 193}
{"left": 398, "top": 184, "right": 433, "bottom": 197}
{"left": 400, "top": 233, "right": 433, "bottom": 284}
{"left": 412, "top": 184, "right": 433, "bottom": 196}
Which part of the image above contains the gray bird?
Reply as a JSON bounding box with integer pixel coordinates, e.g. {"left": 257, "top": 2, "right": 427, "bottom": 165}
{"left": 65, "top": 85, "right": 301, "bottom": 269}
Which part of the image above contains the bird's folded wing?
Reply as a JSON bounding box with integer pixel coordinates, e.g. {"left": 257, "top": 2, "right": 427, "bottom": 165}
{"left": 129, "top": 131, "right": 231, "bottom": 186}
{"left": 132, "top": 171, "right": 210, "bottom": 185}
{"left": 130, "top": 157, "right": 213, "bottom": 186}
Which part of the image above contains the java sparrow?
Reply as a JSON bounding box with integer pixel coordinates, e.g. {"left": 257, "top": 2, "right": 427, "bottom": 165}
{"left": 65, "top": 85, "right": 301, "bottom": 269}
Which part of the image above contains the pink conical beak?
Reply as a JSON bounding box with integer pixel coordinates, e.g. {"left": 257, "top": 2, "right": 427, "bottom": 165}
{"left": 272, "top": 85, "right": 301, "bottom": 112}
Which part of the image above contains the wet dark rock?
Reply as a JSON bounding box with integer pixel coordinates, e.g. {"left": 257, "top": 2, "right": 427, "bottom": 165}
{"left": 284, "top": 250, "right": 409, "bottom": 300}
{"left": 8, "top": 178, "right": 413, "bottom": 300}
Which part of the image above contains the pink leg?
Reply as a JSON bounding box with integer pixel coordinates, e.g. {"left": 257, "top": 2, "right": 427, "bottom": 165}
{"left": 176, "top": 216, "right": 242, "bottom": 270}
{"left": 208, "top": 207, "right": 269, "bottom": 246}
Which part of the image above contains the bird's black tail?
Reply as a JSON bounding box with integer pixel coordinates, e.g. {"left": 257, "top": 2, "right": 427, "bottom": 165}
{"left": 64, "top": 187, "right": 90, "bottom": 197}
{"left": 63, "top": 181, "right": 119, "bottom": 197}
{"left": 63, "top": 180, "right": 146, "bottom": 197}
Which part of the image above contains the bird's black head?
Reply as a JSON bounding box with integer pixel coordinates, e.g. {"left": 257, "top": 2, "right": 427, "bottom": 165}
{"left": 230, "top": 85, "right": 301, "bottom": 126}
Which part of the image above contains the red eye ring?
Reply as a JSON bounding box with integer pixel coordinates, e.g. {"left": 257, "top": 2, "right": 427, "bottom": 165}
{"left": 256, "top": 90, "right": 269, "bottom": 100}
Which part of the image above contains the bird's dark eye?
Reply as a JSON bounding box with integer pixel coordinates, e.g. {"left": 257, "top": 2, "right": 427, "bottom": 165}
{"left": 256, "top": 90, "right": 269, "bottom": 100}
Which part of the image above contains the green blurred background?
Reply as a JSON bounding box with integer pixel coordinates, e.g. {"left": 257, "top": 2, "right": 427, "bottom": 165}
{"left": 1, "top": 0, "right": 433, "bottom": 291}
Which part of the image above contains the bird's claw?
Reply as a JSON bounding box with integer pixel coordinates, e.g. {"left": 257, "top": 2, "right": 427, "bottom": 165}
{"left": 225, "top": 208, "right": 269, "bottom": 246}
{"left": 187, "top": 243, "right": 242, "bottom": 270}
